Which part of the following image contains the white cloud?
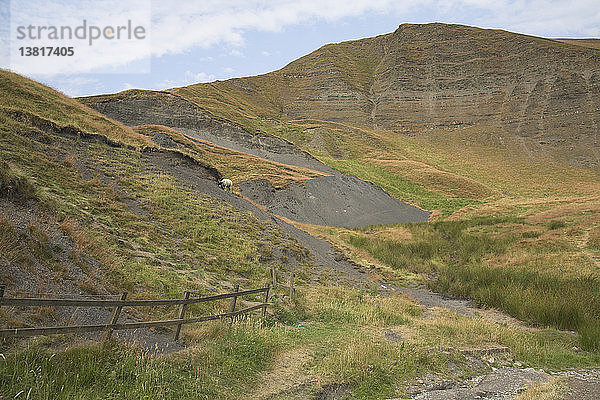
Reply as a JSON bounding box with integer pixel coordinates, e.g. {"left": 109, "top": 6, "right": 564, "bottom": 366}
{"left": 149, "top": 0, "right": 410, "bottom": 59}
{"left": 4, "top": 0, "right": 599, "bottom": 77}
{"left": 42, "top": 75, "right": 101, "bottom": 96}
{"left": 8, "top": 0, "right": 151, "bottom": 75}
{"left": 153, "top": 79, "right": 180, "bottom": 90}
{"left": 229, "top": 49, "right": 244, "bottom": 57}
{"left": 184, "top": 70, "right": 216, "bottom": 82}
{"left": 261, "top": 50, "right": 271, "bottom": 57}
{"left": 438, "top": 0, "right": 600, "bottom": 37}
{"left": 146, "top": 0, "right": 599, "bottom": 59}
{"left": 153, "top": 70, "right": 216, "bottom": 90}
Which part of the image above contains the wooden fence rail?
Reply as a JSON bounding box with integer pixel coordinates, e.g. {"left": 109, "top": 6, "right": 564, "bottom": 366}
{"left": 0, "top": 284, "right": 271, "bottom": 340}
{"left": 0, "top": 287, "right": 268, "bottom": 308}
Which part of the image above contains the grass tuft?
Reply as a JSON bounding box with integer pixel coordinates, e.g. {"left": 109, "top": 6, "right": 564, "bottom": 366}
{"left": 0, "top": 162, "right": 38, "bottom": 203}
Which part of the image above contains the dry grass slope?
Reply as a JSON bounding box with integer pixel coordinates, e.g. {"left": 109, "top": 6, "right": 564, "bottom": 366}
{"left": 134, "top": 124, "right": 325, "bottom": 188}
{"left": 0, "top": 70, "right": 151, "bottom": 148}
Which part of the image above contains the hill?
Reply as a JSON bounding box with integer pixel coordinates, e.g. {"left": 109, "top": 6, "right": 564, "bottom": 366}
{"left": 82, "top": 23, "right": 600, "bottom": 216}
{"left": 170, "top": 23, "right": 600, "bottom": 169}
{"left": 3, "top": 23, "right": 600, "bottom": 399}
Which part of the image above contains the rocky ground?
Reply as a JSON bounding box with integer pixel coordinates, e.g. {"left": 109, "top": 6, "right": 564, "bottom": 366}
{"left": 396, "top": 367, "right": 551, "bottom": 400}
{"left": 239, "top": 176, "right": 430, "bottom": 228}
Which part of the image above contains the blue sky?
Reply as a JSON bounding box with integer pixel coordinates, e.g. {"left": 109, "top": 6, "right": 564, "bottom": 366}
{"left": 1, "top": 0, "right": 599, "bottom": 97}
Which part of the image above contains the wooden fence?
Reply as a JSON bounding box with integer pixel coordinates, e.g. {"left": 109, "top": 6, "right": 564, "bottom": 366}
{"left": 269, "top": 266, "right": 295, "bottom": 300}
{"left": 0, "top": 284, "right": 270, "bottom": 340}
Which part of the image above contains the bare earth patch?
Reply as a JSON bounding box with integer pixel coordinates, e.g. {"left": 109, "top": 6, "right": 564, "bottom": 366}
{"left": 251, "top": 348, "right": 313, "bottom": 400}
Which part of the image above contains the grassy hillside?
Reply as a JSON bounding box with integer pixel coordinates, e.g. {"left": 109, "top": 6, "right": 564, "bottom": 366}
{"left": 0, "top": 69, "right": 312, "bottom": 312}
{"left": 169, "top": 23, "right": 600, "bottom": 216}
{"left": 0, "top": 71, "right": 151, "bottom": 149}
{"left": 303, "top": 202, "right": 600, "bottom": 347}
{"left": 78, "top": 25, "right": 600, "bottom": 355}
{"left": 2, "top": 22, "right": 600, "bottom": 398}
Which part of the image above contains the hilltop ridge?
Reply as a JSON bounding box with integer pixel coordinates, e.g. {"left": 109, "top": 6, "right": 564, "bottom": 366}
{"left": 165, "top": 23, "right": 600, "bottom": 170}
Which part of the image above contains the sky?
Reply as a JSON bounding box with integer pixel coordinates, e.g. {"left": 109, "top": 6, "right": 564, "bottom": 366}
{"left": 1, "top": 0, "right": 599, "bottom": 97}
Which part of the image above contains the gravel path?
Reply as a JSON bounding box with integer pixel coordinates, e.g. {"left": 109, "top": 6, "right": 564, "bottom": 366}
{"left": 393, "top": 368, "right": 550, "bottom": 400}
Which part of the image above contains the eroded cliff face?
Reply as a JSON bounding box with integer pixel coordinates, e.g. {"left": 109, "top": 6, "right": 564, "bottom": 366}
{"left": 280, "top": 24, "right": 600, "bottom": 131}
{"left": 80, "top": 91, "right": 333, "bottom": 173}
{"left": 376, "top": 25, "right": 599, "bottom": 143}
{"left": 86, "top": 24, "right": 600, "bottom": 168}
{"left": 215, "top": 23, "right": 600, "bottom": 167}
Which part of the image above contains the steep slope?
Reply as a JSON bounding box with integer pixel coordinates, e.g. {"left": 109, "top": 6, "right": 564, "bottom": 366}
{"left": 0, "top": 71, "right": 150, "bottom": 148}
{"left": 81, "top": 89, "right": 431, "bottom": 226}
{"left": 81, "top": 90, "right": 333, "bottom": 174}
{"left": 0, "top": 69, "right": 373, "bottom": 332}
{"left": 172, "top": 24, "right": 600, "bottom": 171}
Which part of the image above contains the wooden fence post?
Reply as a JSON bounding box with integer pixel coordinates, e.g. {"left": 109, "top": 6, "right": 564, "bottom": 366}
{"left": 174, "top": 291, "right": 191, "bottom": 340}
{"left": 228, "top": 285, "right": 240, "bottom": 313}
{"left": 271, "top": 266, "right": 277, "bottom": 288}
{"left": 228, "top": 285, "right": 240, "bottom": 323}
{"left": 289, "top": 272, "right": 295, "bottom": 301}
{"left": 104, "top": 292, "right": 127, "bottom": 340}
{"left": 262, "top": 284, "right": 270, "bottom": 318}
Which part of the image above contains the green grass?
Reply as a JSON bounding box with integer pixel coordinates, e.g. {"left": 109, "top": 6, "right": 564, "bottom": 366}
{"left": 321, "top": 158, "right": 480, "bottom": 217}
{"left": 0, "top": 324, "right": 280, "bottom": 400}
{"left": 3, "top": 284, "right": 598, "bottom": 399}
{"left": 345, "top": 217, "right": 516, "bottom": 274}
{"left": 340, "top": 217, "right": 600, "bottom": 350}
{"left": 0, "top": 161, "right": 39, "bottom": 203}
{"left": 0, "top": 70, "right": 149, "bottom": 148}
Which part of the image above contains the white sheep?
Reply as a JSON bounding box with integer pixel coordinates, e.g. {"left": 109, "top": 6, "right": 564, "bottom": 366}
{"left": 219, "top": 178, "right": 233, "bottom": 193}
